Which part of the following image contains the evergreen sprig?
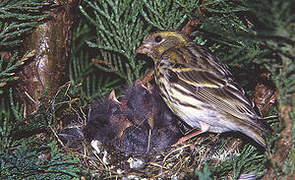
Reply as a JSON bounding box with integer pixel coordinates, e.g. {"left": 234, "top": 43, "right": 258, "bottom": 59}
{"left": 247, "top": 0, "right": 295, "bottom": 176}
{"left": 0, "top": 88, "right": 84, "bottom": 179}
{"left": 1, "top": 140, "right": 82, "bottom": 179}
{"left": 141, "top": 0, "right": 201, "bottom": 30}
{"left": 0, "top": 0, "right": 50, "bottom": 47}
{"left": 192, "top": 0, "right": 264, "bottom": 67}
{"left": 211, "top": 145, "right": 265, "bottom": 179}
{"left": 0, "top": 50, "right": 35, "bottom": 94}
{"left": 247, "top": 0, "right": 295, "bottom": 98}
{"left": 69, "top": 21, "right": 123, "bottom": 102}
{"left": 80, "top": 0, "right": 152, "bottom": 84}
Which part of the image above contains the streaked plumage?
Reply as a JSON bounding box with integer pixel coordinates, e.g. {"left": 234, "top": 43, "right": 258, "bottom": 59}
{"left": 136, "top": 31, "right": 266, "bottom": 147}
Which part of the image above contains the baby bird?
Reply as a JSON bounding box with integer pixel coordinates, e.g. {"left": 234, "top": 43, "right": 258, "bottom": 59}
{"left": 83, "top": 91, "right": 131, "bottom": 145}
{"left": 84, "top": 82, "right": 182, "bottom": 156}
{"left": 122, "top": 80, "right": 156, "bottom": 129}
{"left": 115, "top": 81, "right": 182, "bottom": 156}
{"left": 137, "top": 30, "right": 267, "bottom": 147}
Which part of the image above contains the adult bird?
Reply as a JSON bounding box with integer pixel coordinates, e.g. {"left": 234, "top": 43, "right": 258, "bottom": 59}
{"left": 136, "top": 31, "right": 267, "bottom": 147}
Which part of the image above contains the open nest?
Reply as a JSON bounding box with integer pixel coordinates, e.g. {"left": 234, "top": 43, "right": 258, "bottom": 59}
{"left": 52, "top": 81, "right": 266, "bottom": 179}
{"left": 57, "top": 126, "right": 247, "bottom": 179}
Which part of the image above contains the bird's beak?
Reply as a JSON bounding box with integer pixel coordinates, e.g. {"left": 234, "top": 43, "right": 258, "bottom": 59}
{"left": 109, "top": 90, "right": 122, "bottom": 105}
{"left": 136, "top": 43, "right": 152, "bottom": 55}
{"left": 134, "top": 79, "right": 152, "bottom": 94}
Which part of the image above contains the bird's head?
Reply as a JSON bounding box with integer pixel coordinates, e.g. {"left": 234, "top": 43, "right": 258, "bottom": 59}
{"left": 136, "top": 31, "right": 189, "bottom": 60}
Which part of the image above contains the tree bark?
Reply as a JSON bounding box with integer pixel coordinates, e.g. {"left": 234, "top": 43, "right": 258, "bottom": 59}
{"left": 18, "top": 0, "right": 80, "bottom": 115}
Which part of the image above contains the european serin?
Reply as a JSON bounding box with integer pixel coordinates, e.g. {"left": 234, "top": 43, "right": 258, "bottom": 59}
{"left": 136, "top": 31, "right": 267, "bottom": 147}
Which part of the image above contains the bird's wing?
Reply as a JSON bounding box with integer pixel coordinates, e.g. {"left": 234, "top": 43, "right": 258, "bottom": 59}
{"left": 163, "top": 45, "right": 263, "bottom": 129}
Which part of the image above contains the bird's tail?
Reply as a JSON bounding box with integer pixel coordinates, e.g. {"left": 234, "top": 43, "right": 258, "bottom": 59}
{"left": 243, "top": 121, "right": 267, "bottom": 148}
{"left": 247, "top": 128, "right": 266, "bottom": 148}
{"left": 242, "top": 113, "right": 278, "bottom": 148}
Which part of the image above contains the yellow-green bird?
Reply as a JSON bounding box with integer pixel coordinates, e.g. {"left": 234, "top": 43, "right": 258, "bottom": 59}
{"left": 136, "top": 31, "right": 267, "bottom": 147}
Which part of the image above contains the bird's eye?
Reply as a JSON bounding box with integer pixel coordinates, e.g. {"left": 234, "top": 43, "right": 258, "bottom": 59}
{"left": 155, "top": 35, "right": 162, "bottom": 43}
